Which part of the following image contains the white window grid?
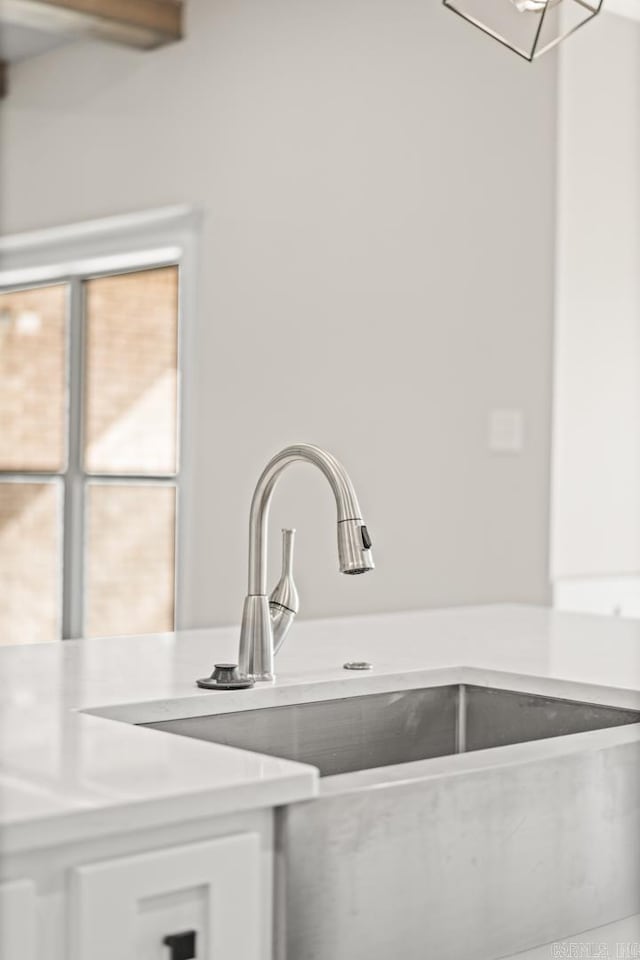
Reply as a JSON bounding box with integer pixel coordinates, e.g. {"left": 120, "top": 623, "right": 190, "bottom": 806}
{"left": 0, "top": 206, "right": 200, "bottom": 639}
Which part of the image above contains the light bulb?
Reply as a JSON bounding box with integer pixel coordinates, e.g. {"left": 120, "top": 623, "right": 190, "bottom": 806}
{"left": 510, "top": 0, "right": 548, "bottom": 11}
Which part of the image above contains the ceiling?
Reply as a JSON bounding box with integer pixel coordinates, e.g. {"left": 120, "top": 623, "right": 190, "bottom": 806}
{"left": 0, "top": 20, "right": 71, "bottom": 62}
{"left": 0, "top": 0, "right": 183, "bottom": 70}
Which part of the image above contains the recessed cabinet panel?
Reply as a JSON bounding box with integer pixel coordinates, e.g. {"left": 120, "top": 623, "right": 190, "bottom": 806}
{"left": 0, "top": 879, "right": 37, "bottom": 960}
{"left": 70, "top": 834, "right": 261, "bottom": 960}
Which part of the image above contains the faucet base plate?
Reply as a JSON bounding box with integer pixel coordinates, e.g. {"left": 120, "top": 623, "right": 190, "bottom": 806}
{"left": 196, "top": 676, "right": 255, "bottom": 690}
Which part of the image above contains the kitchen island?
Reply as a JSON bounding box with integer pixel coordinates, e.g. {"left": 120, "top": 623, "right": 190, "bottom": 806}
{"left": 1, "top": 605, "right": 639, "bottom": 959}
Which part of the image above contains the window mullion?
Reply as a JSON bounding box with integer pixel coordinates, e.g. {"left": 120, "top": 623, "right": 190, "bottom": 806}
{"left": 62, "top": 276, "right": 86, "bottom": 640}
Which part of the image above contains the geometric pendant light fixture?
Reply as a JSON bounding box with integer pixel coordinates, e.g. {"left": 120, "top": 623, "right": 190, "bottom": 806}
{"left": 442, "top": 0, "right": 604, "bottom": 61}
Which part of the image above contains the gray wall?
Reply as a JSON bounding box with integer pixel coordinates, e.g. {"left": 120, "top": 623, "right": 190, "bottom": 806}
{"left": 0, "top": 0, "right": 557, "bottom": 628}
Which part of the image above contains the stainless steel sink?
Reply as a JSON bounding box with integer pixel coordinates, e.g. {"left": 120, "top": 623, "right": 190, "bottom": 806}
{"left": 143, "top": 684, "right": 640, "bottom": 777}
{"left": 142, "top": 684, "right": 640, "bottom": 960}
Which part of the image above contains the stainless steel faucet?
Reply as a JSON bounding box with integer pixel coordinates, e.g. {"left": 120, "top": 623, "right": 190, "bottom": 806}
{"left": 238, "top": 443, "right": 374, "bottom": 681}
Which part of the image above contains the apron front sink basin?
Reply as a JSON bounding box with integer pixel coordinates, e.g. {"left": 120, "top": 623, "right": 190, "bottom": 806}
{"left": 143, "top": 683, "right": 640, "bottom": 960}
{"left": 144, "top": 683, "right": 640, "bottom": 777}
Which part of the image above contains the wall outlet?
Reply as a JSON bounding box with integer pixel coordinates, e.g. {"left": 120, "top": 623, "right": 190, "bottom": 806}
{"left": 488, "top": 409, "right": 524, "bottom": 454}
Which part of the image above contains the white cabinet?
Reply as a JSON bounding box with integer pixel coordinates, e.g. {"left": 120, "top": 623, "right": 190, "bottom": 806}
{"left": 0, "top": 879, "right": 37, "bottom": 960}
{"left": 70, "top": 833, "right": 262, "bottom": 960}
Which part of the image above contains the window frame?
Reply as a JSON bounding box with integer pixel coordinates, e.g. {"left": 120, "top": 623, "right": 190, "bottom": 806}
{"left": 0, "top": 206, "right": 200, "bottom": 639}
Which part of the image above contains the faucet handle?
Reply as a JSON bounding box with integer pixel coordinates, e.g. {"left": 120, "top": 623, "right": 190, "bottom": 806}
{"left": 269, "top": 528, "right": 300, "bottom": 654}
{"left": 270, "top": 528, "right": 300, "bottom": 613}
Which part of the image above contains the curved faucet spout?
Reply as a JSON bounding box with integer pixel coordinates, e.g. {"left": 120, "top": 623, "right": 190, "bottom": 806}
{"left": 238, "top": 443, "right": 374, "bottom": 681}
{"left": 248, "top": 443, "right": 373, "bottom": 594}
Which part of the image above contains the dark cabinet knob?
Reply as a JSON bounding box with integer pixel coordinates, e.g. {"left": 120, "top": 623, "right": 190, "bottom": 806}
{"left": 163, "top": 930, "right": 197, "bottom": 960}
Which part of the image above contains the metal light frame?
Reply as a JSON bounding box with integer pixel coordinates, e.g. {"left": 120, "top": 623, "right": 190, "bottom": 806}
{"left": 442, "top": 0, "right": 604, "bottom": 61}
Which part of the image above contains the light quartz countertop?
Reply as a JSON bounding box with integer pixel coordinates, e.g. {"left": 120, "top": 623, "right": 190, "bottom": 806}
{"left": 2, "top": 603, "right": 640, "bottom": 856}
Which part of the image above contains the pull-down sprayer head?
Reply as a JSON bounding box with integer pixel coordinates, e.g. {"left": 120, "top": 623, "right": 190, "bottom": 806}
{"left": 338, "top": 518, "right": 374, "bottom": 575}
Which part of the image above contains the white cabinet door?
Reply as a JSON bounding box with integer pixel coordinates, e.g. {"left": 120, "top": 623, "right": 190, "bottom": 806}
{"left": 70, "top": 833, "right": 262, "bottom": 960}
{"left": 0, "top": 880, "right": 37, "bottom": 960}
